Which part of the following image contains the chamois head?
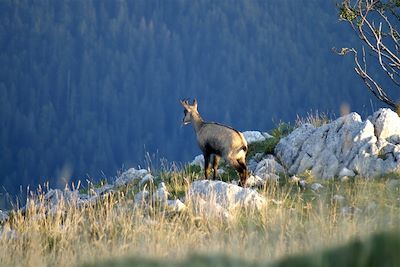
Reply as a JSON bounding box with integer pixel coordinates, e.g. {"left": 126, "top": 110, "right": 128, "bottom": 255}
{"left": 180, "top": 99, "right": 199, "bottom": 125}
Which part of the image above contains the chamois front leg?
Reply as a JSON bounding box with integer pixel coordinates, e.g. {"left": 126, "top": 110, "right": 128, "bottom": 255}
{"left": 228, "top": 156, "right": 248, "bottom": 187}
{"left": 203, "top": 152, "right": 211, "bottom": 179}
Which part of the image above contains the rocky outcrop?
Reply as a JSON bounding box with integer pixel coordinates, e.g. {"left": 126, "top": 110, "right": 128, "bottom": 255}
{"left": 275, "top": 108, "right": 400, "bottom": 178}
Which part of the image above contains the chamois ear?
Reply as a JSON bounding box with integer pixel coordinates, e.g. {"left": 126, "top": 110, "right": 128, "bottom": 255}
{"left": 192, "top": 98, "right": 198, "bottom": 109}
{"left": 180, "top": 99, "right": 189, "bottom": 110}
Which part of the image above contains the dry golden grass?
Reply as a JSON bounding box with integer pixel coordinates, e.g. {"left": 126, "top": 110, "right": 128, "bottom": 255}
{"left": 0, "top": 171, "right": 399, "bottom": 267}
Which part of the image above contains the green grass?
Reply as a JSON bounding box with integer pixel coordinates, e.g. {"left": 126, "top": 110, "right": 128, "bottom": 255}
{"left": 246, "top": 122, "right": 294, "bottom": 159}
{"left": 295, "top": 111, "right": 331, "bottom": 128}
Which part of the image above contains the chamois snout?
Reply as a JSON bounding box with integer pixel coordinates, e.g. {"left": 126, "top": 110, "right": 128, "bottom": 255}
{"left": 180, "top": 99, "right": 197, "bottom": 125}
{"left": 182, "top": 109, "right": 191, "bottom": 125}
{"left": 180, "top": 98, "right": 249, "bottom": 187}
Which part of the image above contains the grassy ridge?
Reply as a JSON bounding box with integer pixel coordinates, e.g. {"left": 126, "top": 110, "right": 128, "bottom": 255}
{"left": 1, "top": 171, "right": 399, "bottom": 267}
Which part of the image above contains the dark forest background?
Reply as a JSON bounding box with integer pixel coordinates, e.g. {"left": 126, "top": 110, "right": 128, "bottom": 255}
{"left": 0, "top": 0, "right": 397, "bottom": 206}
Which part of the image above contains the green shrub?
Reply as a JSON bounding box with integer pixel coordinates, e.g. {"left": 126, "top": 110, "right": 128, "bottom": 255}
{"left": 247, "top": 137, "right": 280, "bottom": 159}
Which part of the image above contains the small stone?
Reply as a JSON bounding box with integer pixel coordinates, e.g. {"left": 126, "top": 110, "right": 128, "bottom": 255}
{"left": 262, "top": 132, "right": 273, "bottom": 139}
{"left": 311, "top": 183, "right": 324, "bottom": 191}
{"left": 339, "top": 168, "right": 355, "bottom": 177}
{"left": 167, "top": 199, "right": 186, "bottom": 212}
{"left": 254, "top": 157, "right": 285, "bottom": 176}
{"left": 0, "top": 210, "right": 8, "bottom": 223}
{"left": 153, "top": 182, "right": 169, "bottom": 203}
{"left": 139, "top": 174, "right": 154, "bottom": 188}
{"left": 134, "top": 190, "right": 150, "bottom": 205}
{"left": 340, "top": 176, "right": 350, "bottom": 182}
{"left": 242, "top": 131, "right": 267, "bottom": 144}
{"left": 115, "top": 168, "right": 148, "bottom": 187}
{"left": 299, "top": 180, "right": 307, "bottom": 189}
{"left": 291, "top": 175, "right": 301, "bottom": 183}
{"left": 333, "top": 194, "right": 345, "bottom": 203}
{"left": 245, "top": 175, "right": 264, "bottom": 187}
{"left": 341, "top": 206, "right": 361, "bottom": 216}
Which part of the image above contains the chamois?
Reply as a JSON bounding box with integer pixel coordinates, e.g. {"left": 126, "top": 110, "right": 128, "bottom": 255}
{"left": 180, "top": 99, "right": 249, "bottom": 187}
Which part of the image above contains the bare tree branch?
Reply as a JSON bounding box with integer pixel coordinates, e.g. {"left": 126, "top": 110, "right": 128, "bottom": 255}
{"left": 352, "top": 47, "right": 398, "bottom": 107}
{"left": 337, "top": 0, "right": 400, "bottom": 110}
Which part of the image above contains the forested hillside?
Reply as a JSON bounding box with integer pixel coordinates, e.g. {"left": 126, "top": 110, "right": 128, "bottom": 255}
{"left": 0, "top": 0, "right": 393, "bottom": 200}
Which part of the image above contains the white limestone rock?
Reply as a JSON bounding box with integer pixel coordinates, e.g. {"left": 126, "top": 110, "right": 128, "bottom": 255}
{"left": 188, "top": 180, "right": 266, "bottom": 214}
{"left": 339, "top": 168, "right": 355, "bottom": 177}
{"left": 190, "top": 196, "right": 230, "bottom": 221}
{"left": 45, "top": 188, "right": 80, "bottom": 207}
{"left": 245, "top": 175, "right": 264, "bottom": 187}
{"left": 275, "top": 109, "right": 400, "bottom": 179}
{"left": 253, "top": 152, "right": 266, "bottom": 162}
{"left": 247, "top": 158, "right": 259, "bottom": 173}
{"left": 275, "top": 123, "right": 316, "bottom": 171}
{"left": 20, "top": 188, "right": 84, "bottom": 215}
{"left": 191, "top": 154, "right": 205, "bottom": 168}
{"left": 254, "top": 155, "right": 285, "bottom": 176}
{"left": 153, "top": 182, "right": 169, "bottom": 203}
{"left": 369, "top": 108, "right": 400, "bottom": 140}
{"left": 311, "top": 183, "right": 324, "bottom": 191}
{"left": 333, "top": 194, "right": 345, "bottom": 203}
{"left": 167, "top": 199, "right": 186, "bottom": 212}
{"left": 95, "top": 184, "right": 114, "bottom": 195}
{"left": 0, "top": 210, "right": 8, "bottom": 223}
{"left": 242, "top": 131, "right": 272, "bottom": 144}
{"left": 134, "top": 189, "right": 150, "bottom": 206}
{"left": 139, "top": 173, "right": 154, "bottom": 188}
{"left": 115, "top": 168, "right": 149, "bottom": 187}
{"left": 341, "top": 206, "right": 362, "bottom": 216}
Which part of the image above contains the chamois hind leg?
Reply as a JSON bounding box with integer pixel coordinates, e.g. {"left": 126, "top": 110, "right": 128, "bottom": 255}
{"left": 237, "top": 157, "right": 248, "bottom": 187}
{"left": 212, "top": 154, "right": 221, "bottom": 180}
{"left": 203, "top": 152, "right": 211, "bottom": 179}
